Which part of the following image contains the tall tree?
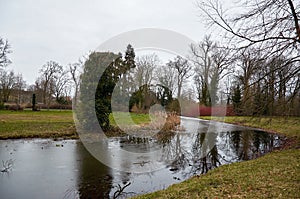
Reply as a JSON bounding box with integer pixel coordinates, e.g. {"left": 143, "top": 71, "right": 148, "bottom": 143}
{"left": 39, "top": 61, "right": 63, "bottom": 105}
{"left": 80, "top": 44, "right": 136, "bottom": 131}
{"left": 0, "top": 69, "right": 16, "bottom": 102}
{"left": 69, "top": 59, "right": 83, "bottom": 106}
{"left": 80, "top": 52, "right": 119, "bottom": 130}
{"left": 14, "top": 74, "right": 26, "bottom": 104}
{"left": 191, "top": 36, "right": 213, "bottom": 106}
{"left": 198, "top": 0, "right": 300, "bottom": 90}
{"left": 235, "top": 49, "right": 260, "bottom": 115}
{"left": 53, "top": 68, "right": 70, "bottom": 104}
{"left": 134, "top": 54, "right": 159, "bottom": 88}
{"left": 111, "top": 45, "right": 136, "bottom": 111}
{"left": 167, "top": 56, "right": 192, "bottom": 99}
{"left": 129, "top": 54, "right": 160, "bottom": 111}
{"left": 124, "top": 44, "right": 136, "bottom": 71}
{"left": 155, "top": 64, "right": 177, "bottom": 96}
{"left": 191, "top": 36, "right": 232, "bottom": 106}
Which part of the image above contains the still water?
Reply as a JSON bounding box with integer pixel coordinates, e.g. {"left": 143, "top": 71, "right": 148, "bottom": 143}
{"left": 0, "top": 117, "right": 283, "bottom": 198}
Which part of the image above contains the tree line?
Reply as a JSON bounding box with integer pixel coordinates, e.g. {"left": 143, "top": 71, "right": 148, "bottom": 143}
{"left": 1, "top": 37, "right": 299, "bottom": 116}
{"left": 0, "top": 37, "right": 82, "bottom": 109}
{"left": 0, "top": 0, "right": 299, "bottom": 117}
{"left": 197, "top": 0, "right": 299, "bottom": 116}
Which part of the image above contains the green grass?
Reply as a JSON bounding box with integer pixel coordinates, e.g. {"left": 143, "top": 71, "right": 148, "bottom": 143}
{"left": 134, "top": 116, "right": 300, "bottom": 199}
{"left": 109, "top": 112, "right": 151, "bottom": 126}
{"left": 0, "top": 110, "right": 76, "bottom": 139}
{"left": 0, "top": 110, "right": 151, "bottom": 139}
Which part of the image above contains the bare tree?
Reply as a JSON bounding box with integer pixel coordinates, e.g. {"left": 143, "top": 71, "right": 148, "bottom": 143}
{"left": 39, "top": 61, "right": 63, "bottom": 105}
{"left": 0, "top": 38, "right": 12, "bottom": 68}
{"left": 69, "top": 59, "right": 83, "bottom": 106}
{"left": 235, "top": 49, "right": 261, "bottom": 115}
{"left": 167, "top": 56, "right": 193, "bottom": 99}
{"left": 197, "top": 0, "right": 300, "bottom": 115}
{"left": 30, "top": 77, "right": 44, "bottom": 104}
{"left": 134, "top": 54, "right": 160, "bottom": 88}
{"left": 14, "top": 74, "right": 27, "bottom": 104}
{"left": 0, "top": 69, "right": 17, "bottom": 102}
{"left": 198, "top": 0, "right": 300, "bottom": 48}
{"left": 53, "top": 69, "right": 70, "bottom": 104}
{"left": 197, "top": 0, "right": 300, "bottom": 76}
{"left": 191, "top": 36, "right": 232, "bottom": 105}
{"left": 191, "top": 36, "right": 214, "bottom": 105}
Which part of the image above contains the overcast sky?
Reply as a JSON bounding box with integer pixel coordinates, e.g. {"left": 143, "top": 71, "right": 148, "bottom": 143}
{"left": 0, "top": 0, "right": 218, "bottom": 85}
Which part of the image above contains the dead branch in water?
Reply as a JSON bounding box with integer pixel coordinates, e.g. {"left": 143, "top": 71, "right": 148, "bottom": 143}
{"left": 113, "top": 182, "right": 131, "bottom": 199}
{"left": 1, "top": 159, "right": 14, "bottom": 173}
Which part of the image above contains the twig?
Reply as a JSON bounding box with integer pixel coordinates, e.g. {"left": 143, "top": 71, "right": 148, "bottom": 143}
{"left": 113, "top": 182, "right": 131, "bottom": 199}
{"left": 1, "top": 159, "right": 14, "bottom": 173}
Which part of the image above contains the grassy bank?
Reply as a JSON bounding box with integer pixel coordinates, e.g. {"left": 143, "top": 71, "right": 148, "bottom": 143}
{"left": 0, "top": 110, "right": 151, "bottom": 139}
{"left": 134, "top": 116, "right": 300, "bottom": 199}
{"left": 0, "top": 110, "right": 76, "bottom": 139}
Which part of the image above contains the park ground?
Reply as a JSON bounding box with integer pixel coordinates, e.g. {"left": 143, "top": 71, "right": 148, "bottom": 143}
{"left": 0, "top": 110, "right": 299, "bottom": 198}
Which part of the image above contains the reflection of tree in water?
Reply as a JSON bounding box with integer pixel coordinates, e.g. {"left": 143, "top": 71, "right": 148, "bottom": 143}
{"left": 160, "top": 133, "right": 191, "bottom": 172}
{"left": 158, "top": 129, "right": 281, "bottom": 177}
{"left": 229, "top": 130, "right": 281, "bottom": 160}
{"left": 76, "top": 143, "right": 113, "bottom": 198}
{"left": 74, "top": 127, "right": 283, "bottom": 198}
{"left": 190, "top": 132, "right": 221, "bottom": 175}
{"left": 119, "top": 135, "right": 158, "bottom": 153}
{"left": 158, "top": 130, "right": 221, "bottom": 176}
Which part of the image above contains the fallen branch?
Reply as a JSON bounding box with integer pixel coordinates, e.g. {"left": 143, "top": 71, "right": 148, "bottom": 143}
{"left": 113, "top": 182, "right": 131, "bottom": 199}
{"left": 1, "top": 159, "right": 14, "bottom": 173}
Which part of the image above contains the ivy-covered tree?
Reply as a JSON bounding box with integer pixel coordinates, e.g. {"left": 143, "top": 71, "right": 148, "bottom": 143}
{"left": 78, "top": 52, "right": 117, "bottom": 131}
{"left": 95, "top": 55, "right": 124, "bottom": 130}
{"left": 79, "top": 44, "right": 136, "bottom": 131}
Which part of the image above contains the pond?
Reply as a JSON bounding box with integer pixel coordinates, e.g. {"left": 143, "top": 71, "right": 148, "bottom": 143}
{"left": 0, "top": 117, "right": 283, "bottom": 198}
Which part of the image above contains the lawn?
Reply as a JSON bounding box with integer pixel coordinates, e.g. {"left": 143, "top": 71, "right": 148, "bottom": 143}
{"left": 0, "top": 110, "right": 76, "bottom": 139}
{"left": 0, "top": 110, "right": 151, "bottom": 139}
{"left": 109, "top": 111, "right": 151, "bottom": 126}
{"left": 133, "top": 116, "right": 300, "bottom": 199}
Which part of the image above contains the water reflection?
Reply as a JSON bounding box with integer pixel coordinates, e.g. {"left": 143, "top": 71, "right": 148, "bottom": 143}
{"left": 0, "top": 118, "right": 283, "bottom": 198}
{"left": 76, "top": 142, "right": 113, "bottom": 198}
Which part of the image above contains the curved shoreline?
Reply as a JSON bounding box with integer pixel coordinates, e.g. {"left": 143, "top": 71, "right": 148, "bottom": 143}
{"left": 132, "top": 116, "right": 300, "bottom": 199}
